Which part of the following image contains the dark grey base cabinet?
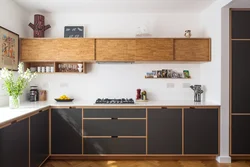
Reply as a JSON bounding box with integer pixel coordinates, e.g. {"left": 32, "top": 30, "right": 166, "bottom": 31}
{"left": 184, "top": 108, "right": 218, "bottom": 154}
{"left": 84, "top": 138, "right": 146, "bottom": 154}
{"left": 84, "top": 120, "right": 146, "bottom": 136}
{"left": 148, "top": 108, "right": 182, "bottom": 154}
{"left": 30, "top": 110, "right": 49, "bottom": 167}
{"left": 0, "top": 118, "right": 29, "bottom": 167}
{"left": 232, "top": 115, "right": 250, "bottom": 154}
{"left": 51, "top": 108, "right": 82, "bottom": 154}
{"left": 84, "top": 109, "right": 146, "bottom": 118}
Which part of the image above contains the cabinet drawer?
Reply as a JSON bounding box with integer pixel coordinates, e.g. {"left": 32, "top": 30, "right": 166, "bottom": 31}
{"left": 84, "top": 120, "right": 146, "bottom": 136}
{"left": 84, "top": 109, "right": 146, "bottom": 118}
{"left": 84, "top": 138, "right": 146, "bottom": 154}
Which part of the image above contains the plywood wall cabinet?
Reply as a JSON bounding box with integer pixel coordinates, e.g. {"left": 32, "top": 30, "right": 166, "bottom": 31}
{"left": 20, "top": 38, "right": 95, "bottom": 61}
{"left": 96, "top": 39, "right": 136, "bottom": 61}
{"left": 174, "top": 39, "right": 211, "bottom": 61}
{"left": 21, "top": 39, "right": 57, "bottom": 61}
{"left": 21, "top": 38, "right": 210, "bottom": 62}
{"left": 136, "top": 39, "right": 174, "bottom": 61}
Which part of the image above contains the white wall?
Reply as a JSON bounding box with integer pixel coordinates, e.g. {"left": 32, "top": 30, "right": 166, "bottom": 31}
{"left": 28, "top": 12, "right": 204, "bottom": 101}
{"left": 0, "top": 0, "right": 31, "bottom": 106}
{"left": 200, "top": 0, "right": 232, "bottom": 163}
{"left": 31, "top": 63, "right": 200, "bottom": 101}
{"left": 36, "top": 13, "right": 203, "bottom": 38}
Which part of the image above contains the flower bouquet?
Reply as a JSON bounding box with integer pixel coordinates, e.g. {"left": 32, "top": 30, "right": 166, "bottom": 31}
{"left": 0, "top": 63, "right": 36, "bottom": 108}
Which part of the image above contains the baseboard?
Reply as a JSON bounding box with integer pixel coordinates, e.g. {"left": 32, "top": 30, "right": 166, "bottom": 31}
{"left": 216, "top": 156, "right": 231, "bottom": 163}
{"left": 50, "top": 155, "right": 216, "bottom": 160}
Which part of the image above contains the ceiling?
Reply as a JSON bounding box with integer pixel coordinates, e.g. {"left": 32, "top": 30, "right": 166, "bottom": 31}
{"left": 12, "top": 0, "right": 217, "bottom": 13}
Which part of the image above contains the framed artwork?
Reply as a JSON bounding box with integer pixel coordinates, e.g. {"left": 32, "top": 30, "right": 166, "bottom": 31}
{"left": 64, "top": 26, "right": 85, "bottom": 38}
{"left": 0, "top": 26, "right": 19, "bottom": 70}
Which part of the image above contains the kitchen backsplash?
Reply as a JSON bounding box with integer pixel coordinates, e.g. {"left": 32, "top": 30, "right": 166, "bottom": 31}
{"left": 29, "top": 63, "right": 201, "bottom": 101}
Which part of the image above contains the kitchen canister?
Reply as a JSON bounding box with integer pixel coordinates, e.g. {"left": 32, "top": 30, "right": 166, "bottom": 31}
{"left": 37, "top": 67, "right": 41, "bottom": 73}
{"left": 46, "top": 66, "right": 50, "bottom": 73}
{"left": 41, "top": 67, "right": 45, "bottom": 73}
{"left": 50, "top": 67, "right": 54, "bottom": 72}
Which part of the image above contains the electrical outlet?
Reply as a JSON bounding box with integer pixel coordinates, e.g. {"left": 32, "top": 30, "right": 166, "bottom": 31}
{"left": 183, "top": 83, "right": 191, "bottom": 88}
{"left": 167, "top": 83, "right": 175, "bottom": 88}
{"left": 60, "top": 83, "right": 68, "bottom": 88}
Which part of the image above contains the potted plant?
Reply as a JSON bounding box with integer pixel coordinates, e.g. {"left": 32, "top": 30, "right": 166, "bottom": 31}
{"left": 0, "top": 62, "right": 36, "bottom": 109}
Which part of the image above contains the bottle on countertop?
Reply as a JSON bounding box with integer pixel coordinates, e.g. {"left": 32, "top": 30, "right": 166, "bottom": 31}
{"left": 141, "top": 90, "right": 147, "bottom": 100}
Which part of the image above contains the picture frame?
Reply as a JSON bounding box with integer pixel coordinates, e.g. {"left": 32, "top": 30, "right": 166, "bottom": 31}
{"left": 64, "top": 26, "right": 85, "bottom": 38}
{"left": 0, "top": 26, "right": 19, "bottom": 71}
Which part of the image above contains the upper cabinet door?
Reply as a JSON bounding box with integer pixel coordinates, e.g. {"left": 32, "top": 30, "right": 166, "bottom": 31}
{"left": 21, "top": 38, "right": 95, "bottom": 61}
{"left": 232, "top": 11, "right": 250, "bottom": 39}
{"left": 21, "top": 39, "right": 57, "bottom": 61}
{"left": 56, "top": 39, "right": 95, "bottom": 61}
{"left": 96, "top": 39, "right": 136, "bottom": 61}
{"left": 136, "top": 39, "right": 174, "bottom": 61}
{"left": 174, "top": 39, "right": 210, "bottom": 61}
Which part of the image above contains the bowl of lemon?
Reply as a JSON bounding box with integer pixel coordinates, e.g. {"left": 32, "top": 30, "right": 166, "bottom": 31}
{"left": 55, "top": 95, "right": 74, "bottom": 102}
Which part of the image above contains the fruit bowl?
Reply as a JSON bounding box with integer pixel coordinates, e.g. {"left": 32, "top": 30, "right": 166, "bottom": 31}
{"left": 55, "top": 98, "right": 74, "bottom": 102}
{"left": 55, "top": 95, "right": 73, "bottom": 102}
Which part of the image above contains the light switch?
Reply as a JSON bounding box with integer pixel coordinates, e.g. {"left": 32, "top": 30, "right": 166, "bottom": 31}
{"left": 183, "top": 83, "right": 191, "bottom": 88}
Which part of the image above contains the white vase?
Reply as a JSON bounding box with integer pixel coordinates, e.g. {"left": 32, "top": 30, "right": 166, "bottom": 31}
{"left": 9, "top": 96, "right": 20, "bottom": 109}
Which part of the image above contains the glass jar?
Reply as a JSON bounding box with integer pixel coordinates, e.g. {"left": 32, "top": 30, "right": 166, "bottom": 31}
{"left": 30, "top": 86, "right": 39, "bottom": 102}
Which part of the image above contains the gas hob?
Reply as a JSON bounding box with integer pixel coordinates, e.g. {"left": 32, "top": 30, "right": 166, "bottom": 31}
{"left": 95, "top": 98, "right": 135, "bottom": 104}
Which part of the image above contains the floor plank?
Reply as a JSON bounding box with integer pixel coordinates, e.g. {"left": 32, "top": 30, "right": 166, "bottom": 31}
{"left": 42, "top": 160, "right": 250, "bottom": 167}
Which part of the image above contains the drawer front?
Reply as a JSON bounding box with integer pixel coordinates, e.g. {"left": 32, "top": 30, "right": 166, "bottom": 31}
{"left": 84, "top": 109, "right": 146, "bottom": 118}
{"left": 84, "top": 138, "right": 146, "bottom": 154}
{"left": 84, "top": 120, "right": 146, "bottom": 136}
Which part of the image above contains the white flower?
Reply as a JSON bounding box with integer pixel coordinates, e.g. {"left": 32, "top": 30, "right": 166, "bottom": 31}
{"left": 0, "top": 63, "right": 36, "bottom": 97}
{"left": 18, "top": 62, "right": 24, "bottom": 74}
{"left": 0, "top": 68, "right": 11, "bottom": 79}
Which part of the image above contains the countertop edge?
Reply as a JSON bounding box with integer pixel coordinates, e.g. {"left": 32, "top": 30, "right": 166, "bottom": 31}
{"left": 0, "top": 102, "right": 220, "bottom": 128}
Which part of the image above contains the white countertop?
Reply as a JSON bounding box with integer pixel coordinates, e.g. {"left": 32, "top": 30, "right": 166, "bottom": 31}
{"left": 0, "top": 100, "right": 219, "bottom": 126}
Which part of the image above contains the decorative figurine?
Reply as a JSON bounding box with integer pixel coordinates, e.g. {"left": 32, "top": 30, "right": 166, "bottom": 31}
{"left": 184, "top": 30, "right": 192, "bottom": 38}
{"left": 136, "top": 89, "right": 141, "bottom": 100}
{"left": 190, "top": 85, "right": 203, "bottom": 102}
{"left": 29, "top": 14, "right": 51, "bottom": 38}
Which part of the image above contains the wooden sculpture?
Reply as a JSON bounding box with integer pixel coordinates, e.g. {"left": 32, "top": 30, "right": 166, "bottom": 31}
{"left": 29, "top": 14, "right": 51, "bottom": 38}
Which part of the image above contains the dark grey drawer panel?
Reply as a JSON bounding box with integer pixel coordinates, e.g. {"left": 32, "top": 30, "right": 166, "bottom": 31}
{"left": 84, "top": 109, "right": 146, "bottom": 118}
{"left": 84, "top": 120, "right": 145, "bottom": 136}
{"left": 84, "top": 138, "right": 146, "bottom": 154}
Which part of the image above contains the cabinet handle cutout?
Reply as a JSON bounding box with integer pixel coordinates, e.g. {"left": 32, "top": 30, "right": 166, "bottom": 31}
{"left": 112, "top": 136, "right": 118, "bottom": 138}
{"left": 111, "top": 118, "right": 118, "bottom": 120}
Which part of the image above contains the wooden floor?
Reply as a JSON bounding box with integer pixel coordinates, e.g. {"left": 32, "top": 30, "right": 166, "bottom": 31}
{"left": 42, "top": 160, "right": 250, "bottom": 167}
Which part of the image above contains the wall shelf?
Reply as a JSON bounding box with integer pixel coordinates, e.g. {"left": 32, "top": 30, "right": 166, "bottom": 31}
{"left": 23, "top": 61, "right": 87, "bottom": 74}
{"left": 145, "top": 77, "right": 191, "bottom": 79}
